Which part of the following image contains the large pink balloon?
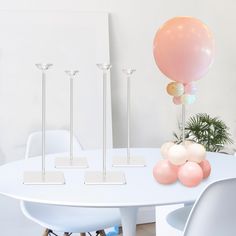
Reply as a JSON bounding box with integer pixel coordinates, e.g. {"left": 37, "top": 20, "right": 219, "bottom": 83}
{"left": 153, "top": 17, "right": 215, "bottom": 83}
{"left": 153, "top": 159, "right": 178, "bottom": 184}
{"left": 178, "top": 161, "right": 203, "bottom": 187}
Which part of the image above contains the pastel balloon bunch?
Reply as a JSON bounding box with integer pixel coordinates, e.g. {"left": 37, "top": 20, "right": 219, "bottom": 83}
{"left": 152, "top": 16, "right": 215, "bottom": 187}
{"left": 167, "top": 81, "right": 196, "bottom": 105}
{"left": 153, "top": 16, "right": 215, "bottom": 105}
{"left": 153, "top": 141, "right": 211, "bottom": 187}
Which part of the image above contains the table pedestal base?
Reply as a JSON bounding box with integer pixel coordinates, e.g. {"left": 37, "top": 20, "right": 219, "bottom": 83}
{"left": 23, "top": 171, "right": 65, "bottom": 185}
{"left": 84, "top": 171, "right": 126, "bottom": 185}
{"left": 55, "top": 157, "right": 88, "bottom": 169}
{"left": 120, "top": 207, "right": 138, "bottom": 236}
{"left": 112, "top": 156, "right": 146, "bottom": 167}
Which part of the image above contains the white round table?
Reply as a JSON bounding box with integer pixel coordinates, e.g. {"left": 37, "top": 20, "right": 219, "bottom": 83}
{"left": 0, "top": 148, "right": 235, "bottom": 236}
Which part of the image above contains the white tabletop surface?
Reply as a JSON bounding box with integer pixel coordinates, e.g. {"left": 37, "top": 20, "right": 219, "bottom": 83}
{"left": 0, "top": 148, "right": 235, "bottom": 208}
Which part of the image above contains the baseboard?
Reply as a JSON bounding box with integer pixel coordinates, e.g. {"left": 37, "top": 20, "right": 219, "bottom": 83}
{"left": 137, "top": 207, "right": 156, "bottom": 224}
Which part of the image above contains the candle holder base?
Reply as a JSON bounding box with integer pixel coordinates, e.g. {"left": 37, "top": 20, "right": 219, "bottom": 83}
{"left": 112, "top": 156, "right": 146, "bottom": 167}
{"left": 55, "top": 157, "right": 88, "bottom": 169}
{"left": 23, "top": 171, "right": 65, "bottom": 185}
{"left": 84, "top": 171, "right": 126, "bottom": 185}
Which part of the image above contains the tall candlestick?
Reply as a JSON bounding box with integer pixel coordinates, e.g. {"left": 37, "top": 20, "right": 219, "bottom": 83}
{"left": 55, "top": 70, "right": 88, "bottom": 169}
{"left": 112, "top": 68, "right": 146, "bottom": 167}
{"left": 23, "top": 63, "right": 65, "bottom": 185}
{"left": 84, "top": 64, "right": 126, "bottom": 185}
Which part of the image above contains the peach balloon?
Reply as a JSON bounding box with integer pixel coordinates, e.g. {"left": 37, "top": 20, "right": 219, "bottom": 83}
{"left": 153, "top": 159, "right": 178, "bottom": 184}
{"left": 160, "top": 142, "right": 175, "bottom": 158}
{"left": 187, "top": 143, "right": 206, "bottom": 163}
{"left": 178, "top": 161, "right": 203, "bottom": 187}
{"left": 153, "top": 17, "right": 215, "bottom": 83}
{"left": 168, "top": 144, "right": 188, "bottom": 166}
{"left": 166, "top": 82, "right": 184, "bottom": 97}
{"left": 199, "top": 159, "right": 211, "bottom": 178}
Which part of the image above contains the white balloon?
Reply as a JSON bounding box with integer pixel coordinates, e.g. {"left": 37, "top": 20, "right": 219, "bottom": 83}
{"left": 160, "top": 142, "right": 175, "bottom": 159}
{"left": 187, "top": 143, "right": 206, "bottom": 163}
{"left": 168, "top": 144, "right": 188, "bottom": 166}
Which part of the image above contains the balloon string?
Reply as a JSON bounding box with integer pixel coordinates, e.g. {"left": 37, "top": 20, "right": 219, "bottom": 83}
{"left": 182, "top": 104, "right": 186, "bottom": 145}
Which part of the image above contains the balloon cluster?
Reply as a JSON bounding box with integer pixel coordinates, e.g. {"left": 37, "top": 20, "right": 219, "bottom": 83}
{"left": 167, "top": 81, "right": 196, "bottom": 105}
{"left": 152, "top": 17, "right": 215, "bottom": 187}
{"left": 153, "top": 16, "right": 215, "bottom": 105}
{"left": 153, "top": 142, "right": 211, "bottom": 187}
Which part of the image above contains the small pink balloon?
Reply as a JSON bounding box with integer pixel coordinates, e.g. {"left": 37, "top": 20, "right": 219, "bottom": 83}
{"left": 173, "top": 96, "right": 182, "bottom": 105}
{"left": 199, "top": 160, "right": 211, "bottom": 178}
{"left": 178, "top": 161, "right": 203, "bottom": 187}
{"left": 153, "top": 159, "right": 178, "bottom": 184}
{"left": 153, "top": 17, "right": 215, "bottom": 83}
{"left": 160, "top": 142, "right": 175, "bottom": 159}
{"left": 184, "top": 82, "right": 197, "bottom": 95}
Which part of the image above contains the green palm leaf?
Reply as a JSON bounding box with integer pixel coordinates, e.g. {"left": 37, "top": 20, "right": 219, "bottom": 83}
{"left": 174, "top": 113, "right": 233, "bottom": 152}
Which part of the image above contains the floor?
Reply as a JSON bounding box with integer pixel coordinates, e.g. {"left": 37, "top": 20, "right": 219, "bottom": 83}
{"left": 132, "top": 223, "right": 155, "bottom": 236}
{"left": 76, "top": 224, "right": 156, "bottom": 236}
{"left": 68, "top": 224, "right": 156, "bottom": 236}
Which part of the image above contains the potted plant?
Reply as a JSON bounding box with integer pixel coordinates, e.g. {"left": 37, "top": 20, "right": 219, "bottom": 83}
{"left": 174, "top": 113, "right": 233, "bottom": 152}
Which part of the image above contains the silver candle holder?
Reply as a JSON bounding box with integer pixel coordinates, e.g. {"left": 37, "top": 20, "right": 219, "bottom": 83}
{"left": 55, "top": 70, "right": 88, "bottom": 168}
{"left": 113, "top": 69, "right": 146, "bottom": 167}
{"left": 23, "top": 63, "right": 65, "bottom": 185}
{"left": 84, "top": 64, "right": 126, "bottom": 185}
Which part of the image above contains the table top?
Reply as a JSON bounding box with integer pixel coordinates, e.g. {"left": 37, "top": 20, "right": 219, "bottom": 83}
{"left": 0, "top": 148, "right": 235, "bottom": 208}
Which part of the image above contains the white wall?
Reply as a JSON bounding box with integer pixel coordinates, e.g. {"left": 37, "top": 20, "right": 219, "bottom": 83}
{"left": 0, "top": 0, "right": 236, "bottom": 162}
{"left": 0, "top": 11, "right": 113, "bottom": 163}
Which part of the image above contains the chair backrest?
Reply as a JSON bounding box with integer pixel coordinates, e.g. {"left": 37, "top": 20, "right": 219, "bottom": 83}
{"left": 183, "top": 178, "right": 236, "bottom": 236}
{"left": 25, "top": 129, "right": 82, "bottom": 158}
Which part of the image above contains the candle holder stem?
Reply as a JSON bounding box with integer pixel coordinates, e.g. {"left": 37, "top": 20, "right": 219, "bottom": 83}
{"left": 102, "top": 69, "right": 107, "bottom": 180}
{"left": 55, "top": 70, "right": 88, "bottom": 169}
{"left": 182, "top": 104, "right": 186, "bottom": 145}
{"left": 127, "top": 75, "right": 131, "bottom": 164}
{"left": 23, "top": 63, "right": 65, "bottom": 185}
{"left": 84, "top": 64, "right": 126, "bottom": 185}
{"left": 42, "top": 71, "right": 46, "bottom": 176}
{"left": 112, "top": 68, "right": 145, "bottom": 167}
{"left": 70, "top": 76, "right": 74, "bottom": 162}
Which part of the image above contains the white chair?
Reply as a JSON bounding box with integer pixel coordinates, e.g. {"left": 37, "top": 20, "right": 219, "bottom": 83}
{"left": 162, "top": 178, "right": 236, "bottom": 236}
{"left": 21, "top": 202, "right": 121, "bottom": 236}
{"left": 165, "top": 205, "right": 192, "bottom": 231}
{"left": 0, "top": 194, "right": 43, "bottom": 235}
{"left": 21, "top": 130, "right": 121, "bottom": 236}
{"left": 25, "top": 129, "right": 82, "bottom": 158}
